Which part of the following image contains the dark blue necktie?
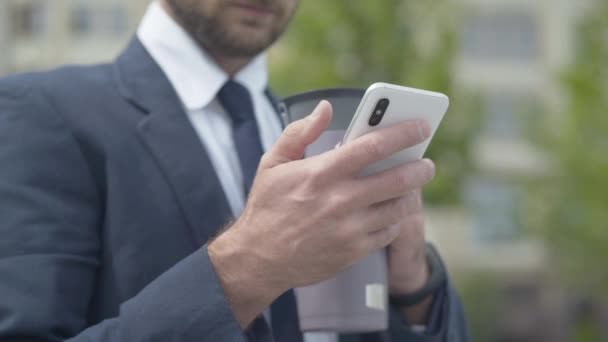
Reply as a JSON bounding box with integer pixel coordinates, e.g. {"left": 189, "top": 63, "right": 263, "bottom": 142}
{"left": 217, "top": 80, "right": 264, "bottom": 193}
{"left": 217, "top": 80, "right": 303, "bottom": 342}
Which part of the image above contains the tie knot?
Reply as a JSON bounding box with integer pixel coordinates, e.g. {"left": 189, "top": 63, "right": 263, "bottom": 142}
{"left": 218, "top": 79, "right": 255, "bottom": 125}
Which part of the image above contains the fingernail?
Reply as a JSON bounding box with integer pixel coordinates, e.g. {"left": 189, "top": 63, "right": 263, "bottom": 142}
{"left": 423, "top": 158, "right": 436, "bottom": 177}
{"left": 417, "top": 120, "right": 432, "bottom": 140}
{"left": 311, "top": 100, "right": 328, "bottom": 119}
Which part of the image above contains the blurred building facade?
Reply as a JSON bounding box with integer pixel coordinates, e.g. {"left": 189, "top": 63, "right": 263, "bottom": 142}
{"left": 431, "top": 0, "right": 581, "bottom": 274}
{"left": 426, "top": 0, "right": 596, "bottom": 340}
{"left": 0, "top": 0, "right": 148, "bottom": 75}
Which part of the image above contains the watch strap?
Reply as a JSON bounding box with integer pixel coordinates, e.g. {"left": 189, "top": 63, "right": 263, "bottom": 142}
{"left": 389, "top": 243, "right": 447, "bottom": 307}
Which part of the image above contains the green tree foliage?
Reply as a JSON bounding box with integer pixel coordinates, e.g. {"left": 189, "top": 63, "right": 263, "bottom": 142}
{"left": 527, "top": 0, "right": 608, "bottom": 298}
{"left": 269, "top": 0, "right": 481, "bottom": 205}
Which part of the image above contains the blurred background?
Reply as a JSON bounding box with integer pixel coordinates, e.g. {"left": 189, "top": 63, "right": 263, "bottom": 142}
{"left": 0, "top": 0, "right": 606, "bottom": 340}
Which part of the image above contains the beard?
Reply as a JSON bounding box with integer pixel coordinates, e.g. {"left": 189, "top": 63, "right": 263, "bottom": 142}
{"left": 166, "top": 0, "right": 296, "bottom": 58}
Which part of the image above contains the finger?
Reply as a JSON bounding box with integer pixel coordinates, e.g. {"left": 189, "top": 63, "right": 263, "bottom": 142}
{"left": 363, "top": 224, "right": 402, "bottom": 254}
{"left": 322, "top": 119, "right": 431, "bottom": 176}
{"left": 260, "top": 100, "right": 333, "bottom": 169}
{"left": 348, "top": 159, "right": 435, "bottom": 207}
{"left": 355, "top": 193, "right": 423, "bottom": 235}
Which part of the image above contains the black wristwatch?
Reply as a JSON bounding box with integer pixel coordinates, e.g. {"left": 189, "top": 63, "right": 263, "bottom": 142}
{"left": 389, "top": 243, "right": 447, "bottom": 307}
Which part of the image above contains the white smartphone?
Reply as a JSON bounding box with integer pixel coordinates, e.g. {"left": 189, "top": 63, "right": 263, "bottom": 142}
{"left": 342, "top": 82, "right": 449, "bottom": 175}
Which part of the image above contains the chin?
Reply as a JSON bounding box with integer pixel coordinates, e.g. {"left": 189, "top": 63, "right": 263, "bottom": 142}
{"left": 229, "top": 30, "right": 275, "bottom": 51}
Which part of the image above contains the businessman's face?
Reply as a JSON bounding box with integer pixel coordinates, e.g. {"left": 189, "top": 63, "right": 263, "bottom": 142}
{"left": 164, "top": 0, "right": 299, "bottom": 58}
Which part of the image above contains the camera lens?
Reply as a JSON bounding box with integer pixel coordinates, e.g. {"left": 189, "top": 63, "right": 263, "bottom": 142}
{"left": 369, "top": 98, "right": 389, "bottom": 126}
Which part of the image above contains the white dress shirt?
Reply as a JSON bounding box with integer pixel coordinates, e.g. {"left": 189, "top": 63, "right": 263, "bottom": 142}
{"left": 138, "top": 1, "right": 282, "bottom": 217}
{"left": 138, "top": 3, "right": 336, "bottom": 342}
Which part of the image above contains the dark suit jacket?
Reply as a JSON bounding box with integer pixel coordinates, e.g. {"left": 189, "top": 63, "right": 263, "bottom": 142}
{"left": 0, "top": 38, "right": 469, "bottom": 342}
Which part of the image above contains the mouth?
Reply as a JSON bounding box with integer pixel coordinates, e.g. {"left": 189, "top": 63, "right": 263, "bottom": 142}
{"left": 228, "top": 2, "right": 276, "bottom": 17}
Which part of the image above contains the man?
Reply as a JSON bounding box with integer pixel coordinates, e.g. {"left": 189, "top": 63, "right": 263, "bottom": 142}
{"left": 0, "top": 0, "right": 468, "bottom": 341}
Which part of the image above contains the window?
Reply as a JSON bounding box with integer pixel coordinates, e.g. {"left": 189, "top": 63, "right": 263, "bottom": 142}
{"left": 70, "top": 5, "right": 94, "bottom": 36}
{"left": 70, "top": 4, "right": 128, "bottom": 37}
{"left": 109, "top": 5, "right": 128, "bottom": 35}
{"left": 462, "top": 11, "right": 540, "bottom": 62}
{"left": 10, "top": 2, "right": 47, "bottom": 38}
{"left": 466, "top": 178, "right": 522, "bottom": 243}
{"left": 481, "top": 92, "right": 538, "bottom": 140}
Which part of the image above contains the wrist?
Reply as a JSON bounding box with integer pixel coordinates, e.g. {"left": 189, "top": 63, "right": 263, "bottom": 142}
{"left": 208, "top": 227, "right": 286, "bottom": 327}
{"left": 388, "top": 246, "right": 436, "bottom": 325}
{"left": 389, "top": 244, "right": 447, "bottom": 310}
{"left": 389, "top": 252, "right": 430, "bottom": 295}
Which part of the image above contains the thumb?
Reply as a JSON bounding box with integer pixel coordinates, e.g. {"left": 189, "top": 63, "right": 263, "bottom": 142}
{"left": 261, "top": 100, "right": 333, "bottom": 169}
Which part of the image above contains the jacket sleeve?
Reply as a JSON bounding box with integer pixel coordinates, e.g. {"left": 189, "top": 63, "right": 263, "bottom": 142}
{"left": 0, "top": 80, "right": 248, "bottom": 342}
{"left": 385, "top": 281, "right": 470, "bottom": 342}
{"left": 340, "top": 281, "right": 469, "bottom": 342}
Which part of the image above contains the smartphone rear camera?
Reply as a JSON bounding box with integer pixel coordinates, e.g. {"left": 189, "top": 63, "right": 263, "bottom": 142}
{"left": 369, "top": 98, "right": 390, "bottom": 126}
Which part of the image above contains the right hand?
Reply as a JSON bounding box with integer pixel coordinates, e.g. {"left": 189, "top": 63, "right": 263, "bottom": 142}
{"left": 208, "top": 100, "right": 435, "bottom": 326}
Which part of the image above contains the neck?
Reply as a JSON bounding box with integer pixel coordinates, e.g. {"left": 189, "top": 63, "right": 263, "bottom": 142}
{"left": 160, "top": 0, "right": 253, "bottom": 77}
{"left": 207, "top": 52, "right": 252, "bottom": 77}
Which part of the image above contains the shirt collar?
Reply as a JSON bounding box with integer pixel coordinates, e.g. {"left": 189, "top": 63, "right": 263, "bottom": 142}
{"left": 137, "top": 1, "right": 269, "bottom": 111}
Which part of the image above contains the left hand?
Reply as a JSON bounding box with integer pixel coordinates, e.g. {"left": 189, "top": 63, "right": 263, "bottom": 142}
{"left": 387, "top": 189, "right": 430, "bottom": 295}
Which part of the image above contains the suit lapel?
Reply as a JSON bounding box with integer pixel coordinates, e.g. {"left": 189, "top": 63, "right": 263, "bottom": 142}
{"left": 114, "top": 37, "right": 309, "bottom": 340}
{"left": 114, "top": 38, "right": 233, "bottom": 247}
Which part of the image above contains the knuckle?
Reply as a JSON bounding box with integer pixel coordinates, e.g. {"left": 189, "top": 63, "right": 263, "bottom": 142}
{"left": 401, "top": 191, "right": 416, "bottom": 207}
{"left": 417, "top": 161, "right": 435, "bottom": 182}
{"left": 309, "top": 162, "right": 328, "bottom": 177}
{"left": 340, "top": 223, "right": 366, "bottom": 254}
{"left": 383, "top": 197, "right": 409, "bottom": 222}
{"left": 283, "top": 121, "right": 302, "bottom": 138}
{"left": 389, "top": 225, "right": 402, "bottom": 241}
{"left": 410, "top": 192, "right": 423, "bottom": 211}
{"left": 304, "top": 163, "right": 328, "bottom": 188}
{"left": 385, "top": 225, "right": 401, "bottom": 243}
{"left": 410, "top": 213, "right": 425, "bottom": 228}
{"left": 352, "top": 237, "right": 369, "bottom": 256}
{"left": 374, "top": 229, "right": 393, "bottom": 248}
{"left": 397, "top": 196, "right": 411, "bottom": 213}
{"left": 330, "top": 155, "right": 354, "bottom": 175}
{"left": 335, "top": 231, "right": 355, "bottom": 254}
{"left": 387, "top": 199, "right": 407, "bottom": 223}
{"left": 328, "top": 192, "right": 350, "bottom": 212}
{"left": 332, "top": 224, "right": 351, "bottom": 241}
{"left": 393, "top": 171, "right": 412, "bottom": 192}
{"left": 259, "top": 152, "right": 273, "bottom": 166}
{"left": 404, "top": 162, "right": 431, "bottom": 187}
{"left": 361, "top": 136, "right": 383, "bottom": 157}
{"left": 404, "top": 122, "right": 423, "bottom": 143}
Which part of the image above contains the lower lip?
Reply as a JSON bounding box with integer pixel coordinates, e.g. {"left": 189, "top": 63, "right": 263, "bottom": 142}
{"left": 230, "top": 4, "right": 274, "bottom": 17}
